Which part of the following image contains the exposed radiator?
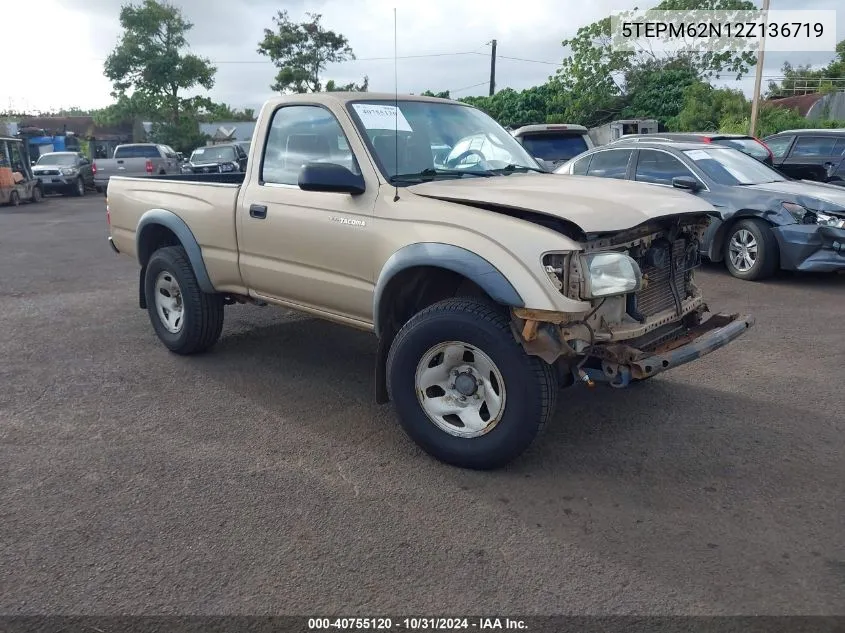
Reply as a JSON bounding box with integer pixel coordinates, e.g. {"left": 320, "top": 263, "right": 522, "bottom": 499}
{"left": 634, "top": 239, "right": 687, "bottom": 317}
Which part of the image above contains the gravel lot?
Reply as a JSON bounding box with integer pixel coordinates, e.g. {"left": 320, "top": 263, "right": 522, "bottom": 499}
{"left": 1, "top": 194, "right": 843, "bottom": 615}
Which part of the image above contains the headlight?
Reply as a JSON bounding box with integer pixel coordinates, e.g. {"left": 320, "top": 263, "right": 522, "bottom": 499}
{"left": 816, "top": 212, "right": 845, "bottom": 229}
{"left": 61, "top": 168, "right": 78, "bottom": 176}
{"left": 221, "top": 162, "right": 236, "bottom": 172}
{"left": 581, "top": 252, "right": 642, "bottom": 298}
{"left": 783, "top": 202, "right": 845, "bottom": 228}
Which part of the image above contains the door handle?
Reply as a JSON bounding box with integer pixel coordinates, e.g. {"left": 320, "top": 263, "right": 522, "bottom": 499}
{"left": 249, "top": 204, "right": 267, "bottom": 219}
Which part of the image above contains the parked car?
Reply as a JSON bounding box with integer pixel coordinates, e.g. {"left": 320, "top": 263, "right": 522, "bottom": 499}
{"left": 105, "top": 92, "right": 753, "bottom": 469}
{"left": 31, "top": 152, "right": 94, "bottom": 197}
{"left": 93, "top": 143, "right": 180, "bottom": 192}
{"left": 556, "top": 141, "right": 845, "bottom": 280}
{"left": 511, "top": 124, "right": 594, "bottom": 171}
{"left": 762, "top": 129, "right": 845, "bottom": 185}
{"left": 186, "top": 143, "right": 248, "bottom": 174}
{"left": 610, "top": 133, "right": 774, "bottom": 165}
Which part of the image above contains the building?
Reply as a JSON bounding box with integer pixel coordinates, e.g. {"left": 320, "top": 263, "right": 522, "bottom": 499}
{"left": 764, "top": 91, "right": 845, "bottom": 121}
{"left": 15, "top": 116, "right": 139, "bottom": 160}
{"left": 588, "top": 119, "right": 660, "bottom": 146}
{"left": 199, "top": 121, "right": 257, "bottom": 145}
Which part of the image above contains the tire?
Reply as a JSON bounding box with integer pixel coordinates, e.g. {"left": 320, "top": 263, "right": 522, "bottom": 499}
{"left": 8, "top": 191, "right": 20, "bottom": 207}
{"left": 386, "top": 297, "right": 557, "bottom": 470}
{"left": 723, "top": 218, "right": 779, "bottom": 281}
{"left": 144, "top": 246, "right": 224, "bottom": 355}
{"left": 74, "top": 178, "right": 86, "bottom": 197}
{"left": 30, "top": 186, "right": 42, "bottom": 203}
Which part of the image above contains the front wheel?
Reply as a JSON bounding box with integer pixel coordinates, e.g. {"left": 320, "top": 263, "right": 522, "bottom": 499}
{"left": 31, "top": 185, "right": 42, "bottom": 203}
{"left": 386, "top": 298, "right": 557, "bottom": 470}
{"left": 73, "top": 178, "right": 86, "bottom": 197}
{"left": 724, "top": 219, "right": 779, "bottom": 281}
{"left": 144, "top": 246, "right": 224, "bottom": 355}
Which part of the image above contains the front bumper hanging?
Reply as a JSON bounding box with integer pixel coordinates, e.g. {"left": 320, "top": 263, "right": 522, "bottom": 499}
{"left": 583, "top": 313, "right": 755, "bottom": 388}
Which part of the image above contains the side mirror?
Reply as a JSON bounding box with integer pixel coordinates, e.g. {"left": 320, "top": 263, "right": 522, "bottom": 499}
{"left": 30, "top": 160, "right": 36, "bottom": 166}
{"left": 298, "top": 163, "right": 365, "bottom": 195}
{"left": 672, "top": 176, "right": 701, "bottom": 192}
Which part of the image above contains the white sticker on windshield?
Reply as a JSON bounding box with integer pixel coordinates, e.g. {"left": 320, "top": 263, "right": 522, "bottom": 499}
{"left": 685, "top": 150, "right": 711, "bottom": 161}
{"left": 352, "top": 104, "right": 413, "bottom": 132}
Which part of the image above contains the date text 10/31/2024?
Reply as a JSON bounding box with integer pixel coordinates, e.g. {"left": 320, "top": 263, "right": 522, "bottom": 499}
{"left": 307, "top": 618, "right": 529, "bottom": 630}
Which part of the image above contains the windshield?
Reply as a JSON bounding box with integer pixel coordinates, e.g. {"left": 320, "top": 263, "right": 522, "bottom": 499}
{"left": 520, "top": 133, "right": 589, "bottom": 162}
{"left": 713, "top": 137, "right": 769, "bottom": 161}
{"left": 683, "top": 147, "right": 786, "bottom": 186}
{"left": 347, "top": 100, "right": 541, "bottom": 182}
{"left": 191, "top": 146, "right": 236, "bottom": 162}
{"left": 36, "top": 154, "right": 77, "bottom": 166}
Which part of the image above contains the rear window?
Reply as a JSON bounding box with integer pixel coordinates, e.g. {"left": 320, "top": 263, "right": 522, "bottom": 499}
{"left": 713, "top": 138, "right": 769, "bottom": 160}
{"left": 114, "top": 145, "right": 160, "bottom": 159}
{"left": 519, "top": 133, "right": 589, "bottom": 162}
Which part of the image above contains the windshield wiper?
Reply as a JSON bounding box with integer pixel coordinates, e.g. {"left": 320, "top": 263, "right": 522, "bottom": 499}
{"left": 389, "top": 168, "right": 494, "bottom": 183}
{"left": 498, "top": 163, "right": 548, "bottom": 174}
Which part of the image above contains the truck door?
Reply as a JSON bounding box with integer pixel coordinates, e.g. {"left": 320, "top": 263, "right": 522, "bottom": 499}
{"left": 237, "top": 104, "right": 379, "bottom": 324}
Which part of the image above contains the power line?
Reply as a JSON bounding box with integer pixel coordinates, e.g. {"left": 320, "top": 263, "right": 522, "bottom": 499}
{"left": 448, "top": 81, "right": 489, "bottom": 94}
{"left": 472, "top": 52, "right": 560, "bottom": 66}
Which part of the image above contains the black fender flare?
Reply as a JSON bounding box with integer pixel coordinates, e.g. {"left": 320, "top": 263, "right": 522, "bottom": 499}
{"left": 136, "top": 209, "right": 215, "bottom": 294}
{"left": 372, "top": 243, "right": 524, "bottom": 337}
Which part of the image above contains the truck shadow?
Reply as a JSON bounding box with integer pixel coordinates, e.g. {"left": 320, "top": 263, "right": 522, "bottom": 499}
{"left": 181, "top": 306, "right": 843, "bottom": 613}
{"left": 189, "top": 307, "right": 838, "bottom": 480}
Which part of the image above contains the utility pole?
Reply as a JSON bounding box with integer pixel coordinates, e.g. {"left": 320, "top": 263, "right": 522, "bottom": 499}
{"left": 489, "top": 39, "right": 497, "bottom": 96}
{"left": 749, "top": 0, "right": 770, "bottom": 137}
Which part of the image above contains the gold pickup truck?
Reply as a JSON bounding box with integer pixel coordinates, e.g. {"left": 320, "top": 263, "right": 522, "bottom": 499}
{"left": 106, "top": 93, "right": 754, "bottom": 469}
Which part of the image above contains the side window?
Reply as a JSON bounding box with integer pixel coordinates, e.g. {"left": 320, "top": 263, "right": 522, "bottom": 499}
{"left": 635, "top": 150, "right": 694, "bottom": 186}
{"left": 586, "top": 150, "right": 632, "bottom": 179}
{"left": 8, "top": 142, "right": 25, "bottom": 171}
{"left": 570, "top": 155, "right": 591, "bottom": 175}
{"left": 763, "top": 135, "right": 794, "bottom": 159}
{"left": 262, "top": 105, "right": 359, "bottom": 185}
{"left": 832, "top": 138, "right": 845, "bottom": 157}
{"left": 791, "top": 136, "right": 836, "bottom": 157}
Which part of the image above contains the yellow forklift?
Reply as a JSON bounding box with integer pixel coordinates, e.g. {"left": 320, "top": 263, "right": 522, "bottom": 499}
{"left": 0, "top": 136, "right": 42, "bottom": 206}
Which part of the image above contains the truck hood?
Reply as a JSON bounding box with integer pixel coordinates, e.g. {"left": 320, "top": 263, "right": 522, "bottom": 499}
{"left": 745, "top": 180, "right": 845, "bottom": 213}
{"left": 406, "top": 173, "right": 716, "bottom": 233}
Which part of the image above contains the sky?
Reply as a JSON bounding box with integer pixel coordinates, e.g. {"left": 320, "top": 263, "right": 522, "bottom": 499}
{"left": 3, "top": 0, "right": 843, "bottom": 114}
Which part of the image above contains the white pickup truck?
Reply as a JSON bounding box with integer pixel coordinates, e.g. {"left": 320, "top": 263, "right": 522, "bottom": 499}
{"left": 105, "top": 92, "right": 753, "bottom": 469}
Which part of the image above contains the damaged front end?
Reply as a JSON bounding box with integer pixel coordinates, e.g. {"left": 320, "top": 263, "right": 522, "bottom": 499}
{"left": 512, "top": 214, "right": 755, "bottom": 387}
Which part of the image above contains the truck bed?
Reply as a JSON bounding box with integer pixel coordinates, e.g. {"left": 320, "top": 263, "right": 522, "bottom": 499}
{"left": 107, "top": 175, "right": 244, "bottom": 293}
{"left": 146, "top": 173, "right": 246, "bottom": 184}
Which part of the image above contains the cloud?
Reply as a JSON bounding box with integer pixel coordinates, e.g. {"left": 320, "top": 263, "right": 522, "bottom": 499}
{"left": 3, "top": 0, "right": 844, "bottom": 113}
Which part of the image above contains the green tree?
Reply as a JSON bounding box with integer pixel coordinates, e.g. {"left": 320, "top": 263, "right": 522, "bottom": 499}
{"left": 668, "top": 81, "right": 748, "bottom": 131}
{"left": 104, "top": 0, "right": 216, "bottom": 125}
{"left": 421, "top": 90, "right": 451, "bottom": 99}
{"left": 149, "top": 116, "right": 210, "bottom": 154}
{"left": 197, "top": 102, "right": 258, "bottom": 122}
{"left": 621, "top": 62, "right": 699, "bottom": 121}
{"left": 257, "top": 11, "right": 364, "bottom": 93}
{"left": 325, "top": 76, "right": 369, "bottom": 92}
{"left": 553, "top": 0, "right": 756, "bottom": 127}
{"left": 766, "top": 40, "right": 845, "bottom": 98}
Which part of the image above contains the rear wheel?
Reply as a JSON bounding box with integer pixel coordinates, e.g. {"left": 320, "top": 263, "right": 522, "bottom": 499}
{"left": 387, "top": 297, "right": 557, "bottom": 470}
{"left": 8, "top": 191, "right": 20, "bottom": 207}
{"left": 74, "top": 178, "right": 86, "bottom": 197}
{"left": 724, "top": 219, "right": 779, "bottom": 281}
{"left": 144, "top": 246, "right": 224, "bottom": 355}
